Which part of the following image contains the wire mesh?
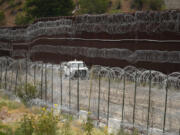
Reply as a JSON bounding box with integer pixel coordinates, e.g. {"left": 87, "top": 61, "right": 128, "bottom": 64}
{"left": 0, "top": 57, "right": 180, "bottom": 134}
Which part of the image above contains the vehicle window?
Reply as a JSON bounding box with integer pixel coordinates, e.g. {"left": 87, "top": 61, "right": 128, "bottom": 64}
{"left": 70, "top": 63, "right": 84, "bottom": 68}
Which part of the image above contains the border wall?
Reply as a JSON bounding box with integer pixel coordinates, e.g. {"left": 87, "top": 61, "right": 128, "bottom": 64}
{"left": 0, "top": 10, "right": 180, "bottom": 73}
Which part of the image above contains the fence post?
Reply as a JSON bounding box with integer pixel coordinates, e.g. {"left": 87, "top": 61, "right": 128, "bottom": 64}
{"left": 107, "top": 77, "right": 111, "bottom": 126}
{"left": 15, "top": 63, "right": 19, "bottom": 95}
{"left": 25, "top": 57, "right": 28, "bottom": 94}
{"left": 97, "top": 72, "right": 101, "bottom": 123}
{"left": 0, "top": 63, "right": 2, "bottom": 87}
{"left": 45, "top": 63, "right": 47, "bottom": 102}
{"left": 51, "top": 64, "right": 54, "bottom": 106}
{"left": 121, "top": 73, "right": 126, "bottom": 127}
{"left": 60, "top": 64, "right": 63, "bottom": 107}
{"left": 133, "top": 71, "right": 137, "bottom": 127}
{"left": 69, "top": 66, "right": 71, "bottom": 114}
{"left": 10, "top": 68, "right": 13, "bottom": 91}
{"left": 77, "top": 64, "right": 80, "bottom": 115}
{"left": 163, "top": 75, "right": 168, "bottom": 133}
{"left": 88, "top": 67, "right": 93, "bottom": 111}
{"left": 147, "top": 70, "right": 152, "bottom": 135}
{"left": 4, "top": 57, "right": 8, "bottom": 89}
{"left": 40, "top": 63, "right": 44, "bottom": 99}
{"left": 34, "top": 64, "right": 36, "bottom": 86}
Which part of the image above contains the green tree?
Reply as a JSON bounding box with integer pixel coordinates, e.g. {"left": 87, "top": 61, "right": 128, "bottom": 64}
{"left": 131, "top": 0, "right": 164, "bottom": 10}
{"left": 131, "top": 0, "right": 148, "bottom": 10}
{"left": 148, "top": 0, "right": 165, "bottom": 10}
{"left": 15, "top": 12, "right": 33, "bottom": 25}
{"left": 24, "top": 0, "right": 74, "bottom": 19}
{"left": 0, "top": 10, "right": 5, "bottom": 26}
{"left": 79, "top": 0, "right": 109, "bottom": 14}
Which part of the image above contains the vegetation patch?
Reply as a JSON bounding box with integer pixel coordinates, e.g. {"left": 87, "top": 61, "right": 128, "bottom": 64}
{"left": 0, "top": 10, "right": 5, "bottom": 26}
{"left": 131, "top": 0, "right": 165, "bottom": 10}
{"left": 17, "top": 83, "right": 39, "bottom": 105}
{"left": 78, "top": 0, "right": 110, "bottom": 14}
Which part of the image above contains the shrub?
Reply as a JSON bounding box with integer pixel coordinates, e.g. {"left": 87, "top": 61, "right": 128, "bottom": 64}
{"left": 108, "top": 0, "right": 122, "bottom": 14}
{"left": 117, "top": 128, "right": 129, "bottom": 135}
{"left": 17, "top": 83, "right": 39, "bottom": 105}
{"left": 60, "top": 119, "right": 72, "bottom": 135}
{"left": 0, "top": 10, "right": 5, "bottom": 26}
{"left": 0, "top": 98, "right": 22, "bottom": 111}
{"left": 148, "top": 0, "right": 165, "bottom": 10}
{"left": 79, "top": 0, "right": 110, "bottom": 14}
{"left": 7, "top": 100, "right": 22, "bottom": 110}
{"left": 33, "top": 108, "right": 60, "bottom": 135}
{"left": 0, "top": 121, "right": 13, "bottom": 135}
{"left": 0, "top": 0, "right": 5, "bottom": 5}
{"left": 24, "top": 0, "right": 74, "bottom": 18}
{"left": 15, "top": 108, "right": 60, "bottom": 135}
{"left": 117, "top": 128, "right": 139, "bottom": 135}
{"left": 82, "top": 113, "right": 94, "bottom": 135}
{"left": 0, "top": 100, "right": 7, "bottom": 109}
{"left": 131, "top": 0, "right": 147, "bottom": 10}
{"left": 108, "top": 9, "right": 122, "bottom": 14}
{"left": 14, "top": 115, "right": 34, "bottom": 135}
{"left": 131, "top": 0, "right": 165, "bottom": 10}
{"left": 111, "top": 0, "right": 122, "bottom": 10}
{"left": 15, "top": 12, "right": 33, "bottom": 26}
{"left": 8, "top": 0, "right": 15, "bottom": 8}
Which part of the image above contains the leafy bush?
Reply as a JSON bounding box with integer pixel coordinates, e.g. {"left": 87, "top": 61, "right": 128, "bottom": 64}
{"left": 0, "top": 99, "right": 22, "bottom": 110}
{"left": 14, "top": 115, "right": 34, "bottom": 135}
{"left": 0, "top": 100, "right": 7, "bottom": 109}
{"left": 8, "top": 0, "right": 15, "bottom": 8}
{"left": 79, "top": 0, "right": 110, "bottom": 14}
{"left": 24, "top": 0, "right": 74, "bottom": 19}
{"left": 15, "top": 108, "right": 60, "bottom": 135}
{"left": 0, "top": 121, "right": 13, "bottom": 135}
{"left": 0, "top": 0, "right": 5, "bottom": 5}
{"left": 148, "top": 0, "right": 165, "bottom": 10}
{"left": 17, "top": 83, "right": 39, "bottom": 105}
{"left": 0, "top": 10, "right": 5, "bottom": 26}
{"left": 34, "top": 108, "right": 59, "bottom": 135}
{"left": 60, "top": 119, "right": 72, "bottom": 135}
{"left": 108, "top": 0, "right": 122, "bottom": 14}
{"left": 15, "top": 12, "right": 33, "bottom": 26}
{"left": 108, "top": 9, "right": 122, "bottom": 14}
{"left": 82, "top": 113, "right": 94, "bottom": 135}
{"left": 117, "top": 128, "right": 129, "bottom": 135}
{"left": 131, "top": 0, "right": 147, "bottom": 10}
{"left": 131, "top": 0, "right": 165, "bottom": 10}
{"left": 117, "top": 128, "right": 139, "bottom": 135}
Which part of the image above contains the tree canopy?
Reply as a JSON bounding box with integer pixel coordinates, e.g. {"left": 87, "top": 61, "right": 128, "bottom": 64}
{"left": 131, "top": 0, "right": 165, "bottom": 10}
{"left": 24, "top": 0, "right": 75, "bottom": 18}
{"left": 79, "top": 0, "right": 109, "bottom": 14}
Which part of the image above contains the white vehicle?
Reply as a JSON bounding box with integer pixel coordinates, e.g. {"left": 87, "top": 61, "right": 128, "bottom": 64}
{"left": 63, "top": 60, "right": 88, "bottom": 79}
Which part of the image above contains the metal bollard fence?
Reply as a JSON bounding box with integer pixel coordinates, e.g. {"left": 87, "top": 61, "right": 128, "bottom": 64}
{"left": 107, "top": 77, "right": 111, "bottom": 126}
{"left": 4, "top": 57, "right": 8, "bottom": 89}
{"left": 97, "top": 73, "right": 101, "bottom": 123}
{"left": 51, "top": 64, "right": 54, "bottom": 106}
{"left": 133, "top": 71, "right": 137, "bottom": 127}
{"left": 40, "top": 63, "right": 44, "bottom": 99}
{"left": 163, "top": 75, "right": 169, "bottom": 133}
{"left": 121, "top": 74, "right": 126, "bottom": 127}
{"left": 69, "top": 66, "right": 71, "bottom": 113}
{"left": 77, "top": 64, "right": 80, "bottom": 114}
{"left": 147, "top": 70, "right": 152, "bottom": 135}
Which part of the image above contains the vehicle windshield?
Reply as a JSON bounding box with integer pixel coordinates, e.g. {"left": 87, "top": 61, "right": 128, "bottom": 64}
{"left": 70, "top": 63, "right": 84, "bottom": 68}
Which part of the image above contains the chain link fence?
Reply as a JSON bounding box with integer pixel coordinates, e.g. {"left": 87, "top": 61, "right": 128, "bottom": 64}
{"left": 0, "top": 56, "right": 180, "bottom": 135}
